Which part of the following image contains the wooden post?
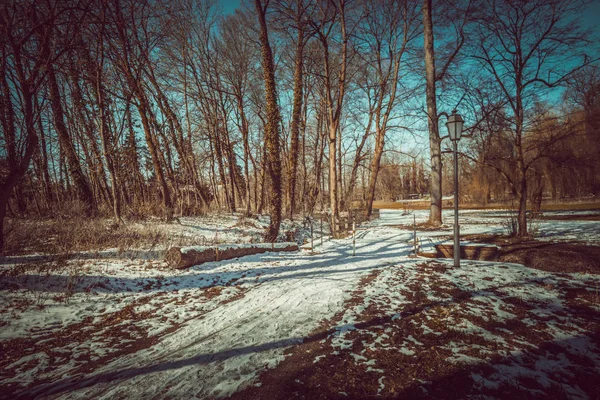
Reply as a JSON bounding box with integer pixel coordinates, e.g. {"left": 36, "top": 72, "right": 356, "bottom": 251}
{"left": 352, "top": 221, "right": 356, "bottom": 256}
{"left": 413, "top": 214, "right": 417, "bottom": 255}
{"left": 320, "top": 218, "right": 323, "bottom": 246}
{"left": 311, "top": 219, "right": 314, "bottom": 250}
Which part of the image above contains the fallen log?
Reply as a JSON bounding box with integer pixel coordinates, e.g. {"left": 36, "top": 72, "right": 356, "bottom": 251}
{"left": 165, "top": 242, "right": 299, "bottom": 269}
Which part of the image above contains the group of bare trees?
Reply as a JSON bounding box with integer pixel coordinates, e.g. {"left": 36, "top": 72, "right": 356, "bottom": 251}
{"left": 423, "top": 0, "right": 597, "bottom": 236}
{"left": 1, "top": 0, "right": 598, "bottom": 251}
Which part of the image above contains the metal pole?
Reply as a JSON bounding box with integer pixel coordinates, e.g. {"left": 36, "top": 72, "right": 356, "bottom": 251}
{"left": 453, "top": 140, "right": 460, "bottom": 268}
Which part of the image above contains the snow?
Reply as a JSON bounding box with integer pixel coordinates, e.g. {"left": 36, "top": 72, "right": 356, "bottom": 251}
{"left": 179, "top": 241, "right": 298, "bottom": 254}
{"left": 1, "top": 208, "right": 599, "bottom": 398}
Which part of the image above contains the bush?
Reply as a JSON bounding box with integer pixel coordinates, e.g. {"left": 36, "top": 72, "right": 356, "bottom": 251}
{"left": 502, "top": 210, "right": 519, "bottom": 237}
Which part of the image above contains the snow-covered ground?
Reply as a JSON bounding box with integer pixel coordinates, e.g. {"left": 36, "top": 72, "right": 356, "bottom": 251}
{"left": 1, "top": 209, "right": 599, "bottom": 399}
{"left": 386, "top": 208, "right": 600, "bottom": 244}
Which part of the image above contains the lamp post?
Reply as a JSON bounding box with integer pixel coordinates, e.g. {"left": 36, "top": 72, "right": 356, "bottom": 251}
{"left": 446, "top": 110, "right": 464, "bottom": 268}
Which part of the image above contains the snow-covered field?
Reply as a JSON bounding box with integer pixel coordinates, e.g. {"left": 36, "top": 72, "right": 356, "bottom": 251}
{"left": 1, "top": 209, "right": 599, "bottom": 399}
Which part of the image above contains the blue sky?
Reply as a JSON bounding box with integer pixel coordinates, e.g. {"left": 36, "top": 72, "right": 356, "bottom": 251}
{"left": 214, "top": 0, "right": 600, "bottom": 154}
{"left": 583, "top": 1, "right": 600, "bottom": 33}
{"left": 218, "top": 0, "right": 241, "bottom": 14}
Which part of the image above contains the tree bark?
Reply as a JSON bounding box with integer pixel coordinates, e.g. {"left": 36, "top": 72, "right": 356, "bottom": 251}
{"left": 423, "top": 0, "right": 443, "bottom": 226}
{"left": 48, "top": 66, "right": 96, "bottom": 213}
{"left": 288, "top": 25, "right": 305, "bottom": 220}
{"left": 255, "top": 0, "right": 283, "bottom": 242}
{"left": 365, "top": 128, "right": 385, "bottom": 217}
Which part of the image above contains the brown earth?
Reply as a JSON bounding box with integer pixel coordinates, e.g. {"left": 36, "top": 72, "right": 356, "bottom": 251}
{"left": 462, "top": 235, "right": 600, "bottom": 274}
{"left": 231, "top": 246, "right": 600, "bottom": 399}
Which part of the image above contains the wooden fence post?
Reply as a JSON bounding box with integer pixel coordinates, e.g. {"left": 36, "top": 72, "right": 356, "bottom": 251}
{"left": 320, "top": 218, "right": 323, "bottom": 246}
{"left": 311, "top": 219, "right": 314, "bottom": 250}
{"left": 353, "top": 221, "right": 356, "bottom": 256}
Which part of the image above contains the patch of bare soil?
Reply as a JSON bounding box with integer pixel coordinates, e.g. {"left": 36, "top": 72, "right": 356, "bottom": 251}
{"left": 231, "top": 261, "right": 600, "bottom": 400}
{"left": 0, "top": 293, "right": 175, "bottom": 397}
{"left": 499, "top": 242, "right": 600, "bottom": 274}
{"left": 463, "top": 234, "right": 600, "bottom": 274}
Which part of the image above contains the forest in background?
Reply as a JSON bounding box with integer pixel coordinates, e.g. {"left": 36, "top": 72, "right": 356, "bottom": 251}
{"left": 1, "top": 0, "right": 599, "bottom": 252}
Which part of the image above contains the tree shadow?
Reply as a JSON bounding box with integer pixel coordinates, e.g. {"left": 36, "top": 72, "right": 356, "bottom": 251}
{"left": 0, "top": 236, "right": 414, "bottom": 294}
{"left": 20, "top": 269, "right": 589, "bottom": 399}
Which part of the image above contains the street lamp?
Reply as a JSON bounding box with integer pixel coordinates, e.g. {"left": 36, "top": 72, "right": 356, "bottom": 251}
{"left": 446, "top": 110, "right": 464, "bottom": 267}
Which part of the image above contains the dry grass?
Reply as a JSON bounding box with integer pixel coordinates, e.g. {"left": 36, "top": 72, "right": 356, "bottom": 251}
{"left": 499, "top": 243, "right": 600, "bottom": 274}
{"left": 3, "top": 217, "right": 167, "bottom": 256}
{"left": 462, "top": 234, "right": 600, "bottom": 274}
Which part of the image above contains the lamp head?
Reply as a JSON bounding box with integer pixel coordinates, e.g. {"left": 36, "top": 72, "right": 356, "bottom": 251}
{"left": 446, "top": 110, "right": 464, "bottom": 142}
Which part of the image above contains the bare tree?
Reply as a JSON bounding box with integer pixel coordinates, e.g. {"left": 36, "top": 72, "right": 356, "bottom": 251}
{"left": 565, "top": 66, "right": 600, "bottom": 195}
{"left": 272, "top": 0, "right": 315, "bottom": 220}
{"left": 312, "top": 0, "right": 349, "bottom": 236}
{"left": 108, "top": 0, "right": 174, "bottom": 221}
{"left": 423, "top": 0, "right": 471, "bottom": 226}
{"left": 471, "top": 0, "right": 597, "bottom": 237}
{"left": 361, "top": 0, "right": 421, "bottom": 218}
{"left": 47, "top": 56, "right": 96, "bottom": 214}
{"left": 0, "top": 0, "right": 64, "bottom": 252}
{"left": 255, "top": 0, "right": 283, "bottom": 241}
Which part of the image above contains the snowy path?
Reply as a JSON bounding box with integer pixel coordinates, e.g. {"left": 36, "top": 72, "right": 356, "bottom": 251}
{"left": 17, "top": 216, "right": 416, "bottom": 399}
{"left": 3, "top": 209, "right": 599, "bottom": 399}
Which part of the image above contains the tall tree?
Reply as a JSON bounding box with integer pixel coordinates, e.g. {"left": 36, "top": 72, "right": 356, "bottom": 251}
{"left": 362, "top": 0, "right": 421, "bottom": 217}
{"left": 0, "top": 0, "right": 63, "bottom": 252}
{"left": 255, "top": 0, "right": 283, "bottom": 241}
{"left": 313, "top": 0, "right": 349, "bottom": 236}
{"left": 273, "top": 0, "right": 314, "bottom": 220}
{"left": 109, "top": 0, "right": 174, "bottom": 221}
{"left": 423, "top": 0, "right": 470, "bottom": 226}
{"left": 48, "top": 63, "right": 96, "bottom": 213}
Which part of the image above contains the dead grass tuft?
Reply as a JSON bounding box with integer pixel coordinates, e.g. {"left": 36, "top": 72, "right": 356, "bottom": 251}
{"left": 498, "top": 243, "right": 600, "bottom": 274}
{"left": 3, "top": 217, "right": 167, "bottom": 256}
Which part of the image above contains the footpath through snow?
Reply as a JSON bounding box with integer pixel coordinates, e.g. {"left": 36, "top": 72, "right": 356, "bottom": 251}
{"left": 2, "top": 210, "right": 600, "bottom": 399}
{"left": 2, "top": 213, "right": 415, "bottom": 399}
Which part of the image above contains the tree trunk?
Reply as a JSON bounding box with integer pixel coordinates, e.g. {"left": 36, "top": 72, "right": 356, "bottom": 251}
{"left": 517, "top": 175, "right": 528, "bottom": 237}
{"left": 365, "top": 128, "right": 385, "bottom": 217}
{"left": 255, "top": 0, "right": 283, "bottom": 242}
{"left": 48, "top": 66, "right": 96, "bottom": 213}
{"left": 0, "top": 191, "right": 8, "bottom": 253}
{"left": 423, "top": 0, "right": 443, "bottom": 226}
{"left": 235, "top": 96, "right": 253, "bottom": 217}
{"left": 287, "top": 28, "right": 305, "bottom": 221}
{"left": 96, "top": 70, "right": 122, "bottom": 224}
{"left": 328, "top": 125, "right": 338, "bottom": 235}
{"left": 346, "top": 109, "right": 373, "bottom": 208}
{"left": 137, "top": 97, "right": 173, "bottom": 221}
